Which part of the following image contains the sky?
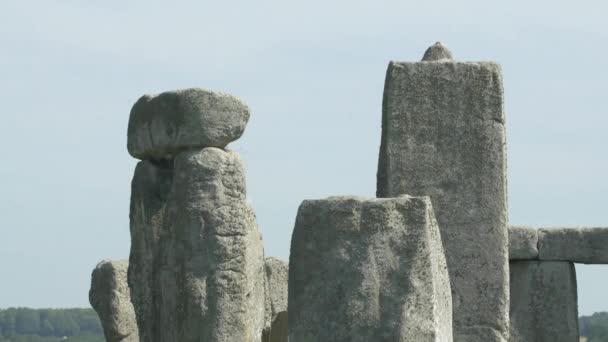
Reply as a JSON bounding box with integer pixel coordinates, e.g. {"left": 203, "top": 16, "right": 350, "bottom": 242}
{"left": 0, "top": 0, "right": 606, "bottom": 316}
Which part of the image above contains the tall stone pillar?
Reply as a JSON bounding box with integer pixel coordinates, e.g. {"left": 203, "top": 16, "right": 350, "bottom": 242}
{"left": 509, "top": 261, "right": 579, "bottom": 342}
{"left": 377, "top": 42, "right": 509, "bottom": 341}
{"left": 126, "top": 88, "right": 265, "bottom": 342}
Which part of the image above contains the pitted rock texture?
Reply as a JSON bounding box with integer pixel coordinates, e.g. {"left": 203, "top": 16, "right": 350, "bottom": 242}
{"left": 89, "top": 259, "right": 139, "bottom": 342}
{"left": 509, "top": 261, "right": 579, "bottom": 342}
{"left": 263, "top": 257, "right": 288, "bottom": 342}
{"left": 127, "top": 88, "right": 250, "bottom": 160}
{"left": 155, "top": 147, "right": 265, "bottom": 342}
{"left": 128, "top": 159, "right": 172, "bottom": 342}
{"left": 377, "top": 50, "right": 509, "bottom": 342}
{"left": 539, "top": 227, "right": 608, "bottom": 264}
{"left": 289, "top": 196, "right": 452, "bottom": 342}
{"left": 509, "top": 226, "right": 539, "bottom": 260}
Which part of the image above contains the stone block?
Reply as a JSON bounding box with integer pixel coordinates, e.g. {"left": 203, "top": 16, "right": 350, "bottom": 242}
{"left": 90, "top": 259, "right": 139, "bottom": 342}
{"left": 539, "top": 228, "right": 608, "bottom": 264}
{"left": 376, "top": 43, "right": 509, "bottom": 342}
{"left": 289, "top": 196, "right": 452, "bottom": 342}
{"left": 509, "top": 261, "right": 579, "bottom": 342}
{"left": 509, "top": 226, "right": 539, "bottom": 260}
{"left": 156, "top": 147, "right": 265, "bottom": 342}
{"left": 127, "top": 88, "right": 250, "bottom": 160}
{"left": 263, "top": 257, "right": 288, "bottom": 342}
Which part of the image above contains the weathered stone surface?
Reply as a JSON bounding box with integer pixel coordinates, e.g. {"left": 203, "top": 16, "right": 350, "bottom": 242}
{"left": 263, "top": 257, "right": 288, "bottom": 342}
{"left": 156, "top": 147, "right": 265, "bottom": 342}
{"left": 128, "top": 159, "right": 173, "bottom": 342}
{"left": 289, "top": 196, "right": 452, "bottom": 342}
{"left": 127, "top": 88, "right": 250, "bottom": 160}
{"left": 89, "top": 259, "right": 139, "bottom": 342}
{"left": 509, "top": 226, "right": 539, "bottom": 260}
{"left": 377, "top": 44, "right": 509, "bottom": 342}
{"left": 539, "top": 227, "right": 608, "bottom": 263}
{"left": 509, "top": 261, "right": 579, "bottom": 342}
{"left": 422, "top": 41, "right": 453, "bottom": 62}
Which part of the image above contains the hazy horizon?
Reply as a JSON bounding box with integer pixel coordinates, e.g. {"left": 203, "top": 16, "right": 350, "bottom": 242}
{"left": 1, "top": 0, "right": 606, "bottom": 316}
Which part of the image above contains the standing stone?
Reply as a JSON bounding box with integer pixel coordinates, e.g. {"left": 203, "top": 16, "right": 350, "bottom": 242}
{"left": 539, "top": 227, "right": 608, "bottom": 263}
{"left": 263, "top": 257, "right": 289, "bottom": 342}
{"left": 509, "top": 226, "right": 539, "bottom": 260}
{"left": 156, "top": 147, "right": 265, "bottom": 342}
{"left": 509, "top": 261, "right": 579, "bottom": 342}
{"left": 127, "top": 88, "right": 250, "bottom": 160}
{"left": 289, "top": 196, "right": 452, "bottom": 342}
{"left": 90, "top": 259, "right": 139, "bottom": 342}
{"left": 377, "top": 43, "right": 509, "bottom": 342}
{"left": 128, "top": 159, "right": 173, "bottom": 342}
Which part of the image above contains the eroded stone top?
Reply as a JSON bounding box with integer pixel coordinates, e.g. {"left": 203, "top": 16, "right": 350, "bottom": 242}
{"left": 421, "top": 41, "right": 453, "bottom": 62}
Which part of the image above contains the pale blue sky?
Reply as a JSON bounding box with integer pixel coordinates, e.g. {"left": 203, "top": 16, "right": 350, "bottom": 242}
{"left": 0, "top": 0, "right": 606, "bottom": 315}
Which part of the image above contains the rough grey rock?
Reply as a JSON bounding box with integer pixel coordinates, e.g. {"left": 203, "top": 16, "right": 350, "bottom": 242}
{"left": 422, "top": 42, "right": 453, "bottom": 61}
{"left": 263, "top": 257, "right": 289, "bottom": 342}
{"left": 127, "top": 88, "right": 250, "bottom": 160}
{"left": 156, "top": 147, "right": 265, "bottom": 342}
{"left": 509, "top": 261, "right": 579, "bottom": 342}
{"left": 89, "top": 259, "right": 139, "bottom": 342}
{"left": 376, "top": 44, "right": 509, "bottom": 342}
{"left": 128, "top": 159, "right": 173, "bottom": 342}
{"left": 509, "top": 226, "right": 539, "bottom": 260}
{"left": 289, "top": 196, "right": 453, "bottom": 342}
{"left": 539, "top": 227, "right": 608, "bottom": 263}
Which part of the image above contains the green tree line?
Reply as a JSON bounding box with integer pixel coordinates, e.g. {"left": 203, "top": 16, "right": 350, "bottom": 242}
{"left": 0, "top": 308, "right": 103, "bottom": 342}
{"left": 580, "top": 312, "right": 608, "bottom": 341}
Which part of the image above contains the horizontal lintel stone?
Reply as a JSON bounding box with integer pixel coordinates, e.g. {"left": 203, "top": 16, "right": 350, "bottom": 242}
{"left": 509, "top": 226, "right": 539, "bottom": 260}
{"left": 539, "top": 227, "right": 608, "bottom": 264}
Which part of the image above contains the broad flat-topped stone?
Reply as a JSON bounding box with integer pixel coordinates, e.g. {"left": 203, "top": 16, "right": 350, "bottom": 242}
{"left": 289, "top": 196, "right": 452, "bottom": 342}
{"left": 509, "top": 261, "right": 579, "bottom": 342}
{"left": 127, "top": 88, "right": 250, "bottom": 160}
{"left": 90, "top": 259, "right": 139, "bottom": 342}
{"left": 377, "top": 44, "right": 508, "bottom": 342}
{"left": 263, "top": 257, "right": 288, "bottom": 342}
{"left": 509, "top": 226, "right": 539, "bottom": 260}
{"left": 539, "top": 227, "right": 608, "bottom": 264}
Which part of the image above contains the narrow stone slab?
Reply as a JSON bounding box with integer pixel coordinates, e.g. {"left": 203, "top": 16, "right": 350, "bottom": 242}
{"left": 289, "top": 196, "right": 453, "bottom": 342}
{"left": 509, "top": 226, "right": 539, "bottom": 260}
{"left": 377, "top": 44, "right": 508, "bottom": 342}
{"left": 127, "top": 88, "right": 250, "bottom": 160}
{"left": 156, "top": 147, "right": 265, "bottom": 342}
{"left": 128, "top": 159, "right": 173, "bottom": 342}
{"left": 263, "top": 257, "right": 288, "bottom": 342}
{"left": 90, "top": 259, "right": 139, "bottom": 342}
{"left": 509, "top": 261, "right": 579, "bottom": 342}
{"left": 539, "top": 228, "right": 608, "bottom": 263}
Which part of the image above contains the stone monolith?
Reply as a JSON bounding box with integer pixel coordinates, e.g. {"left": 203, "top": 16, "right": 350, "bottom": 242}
{"left": 509, "top": 226, "right": 539, "bottom": 260}
{"left": 539, "top": 227, "right": 608, "bottom": 264}
{"left": 289, "top": 196, "right": 452, "bottom": 342}
{"left": 376, "top": 43, "right": 509, "bottom": 342}
{"left": 128, "top": 159, "right": 173, "bottom": 341}
{"left": 127, "top": 88, "right": 250, "bottom": 160}
{"left": 90, "top": 259, "right": 139, "bottom": 342}
{"left": 155, "top": 147, "right": 265, "bottom": 342}
{"left": 509, "top": 261, "right": 579, "bottom": 342}
{"left": 263, "top": 257, "right": 289, "bottom": 342}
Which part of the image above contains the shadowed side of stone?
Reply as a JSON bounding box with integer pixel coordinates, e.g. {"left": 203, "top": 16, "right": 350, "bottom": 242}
{"left": 377, "top": 43, "right": 508, "bottom": 342}
{"left": 509, "top": 226, "right": 539, "bottom": 260}
{"left": 156, "top": 147, "right": 265, "bottom": 342}
{"left": 509, "top": 261, "right": 579, "bottom": 342}
{"left": 289, "top": 196, "right": 452, "bottom": 342}
{"left": 128, "top": 160, "right": 173, "bottom": 342}
{"left": 127, "top": 88, "right": 250, "bottom": 160}
{"left": 89, "top": 259, "right": 139, "bottom": 342}
{"left": 263, "top": 257, "right": 288, "bottom": 342}
{"left": 539, "top": 228, "right": 608, "bottom": 263}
